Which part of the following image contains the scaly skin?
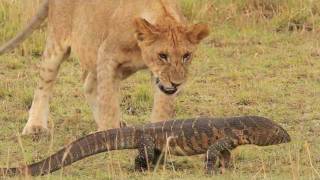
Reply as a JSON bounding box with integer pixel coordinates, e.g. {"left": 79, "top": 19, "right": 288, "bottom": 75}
{"left": 0, "top": 116, "right": 291, "bottom": 176}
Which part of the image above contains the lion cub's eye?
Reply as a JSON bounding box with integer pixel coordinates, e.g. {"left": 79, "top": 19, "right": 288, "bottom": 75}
{"left": 158, "top": 53, "right": 169, "bottom": 62}
{"left": 182, "top": 52, "right": 192, "bottom": 63}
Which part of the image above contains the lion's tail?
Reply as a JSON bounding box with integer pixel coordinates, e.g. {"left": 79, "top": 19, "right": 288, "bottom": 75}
{"left": 0, "top": 0, "right": 49, "bottom": 55}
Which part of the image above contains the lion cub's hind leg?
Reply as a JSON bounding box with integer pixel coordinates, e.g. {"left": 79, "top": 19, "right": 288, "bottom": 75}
{"left": 22, "top": 39, "right": 70, "bottom": 135}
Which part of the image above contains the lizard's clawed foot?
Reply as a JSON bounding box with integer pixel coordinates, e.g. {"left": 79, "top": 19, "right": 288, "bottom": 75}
{"left": 134, "top": 156, "right": 149, "bottom": 172}
{"left": 205, "top": 166, "right": 228, "bottom": 175}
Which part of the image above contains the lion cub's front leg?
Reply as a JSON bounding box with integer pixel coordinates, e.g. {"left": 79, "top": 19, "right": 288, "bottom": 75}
{"left": 22, "top": 40, "right": 70, "bottom": 135}
{"left": 96, "top": 53, "right": 122, "bottom": 131}
{"left": 151, "top": 87, "right": 176, "bottom": 122}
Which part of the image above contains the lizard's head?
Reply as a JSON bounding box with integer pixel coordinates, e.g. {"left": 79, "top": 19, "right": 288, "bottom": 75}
{"left": 240, "top": 116, "right": 291, "bottom": 146}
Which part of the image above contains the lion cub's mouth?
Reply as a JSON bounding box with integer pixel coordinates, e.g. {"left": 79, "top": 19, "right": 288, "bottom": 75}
{"left": 158, "top": 84, "right": 178, "bottom": 95}
{"left": 155, "top": 78, "right": 178, "bottom": 95}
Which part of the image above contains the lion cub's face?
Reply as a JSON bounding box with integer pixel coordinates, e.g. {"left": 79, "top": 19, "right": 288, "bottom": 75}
{"left": 135, "top": 18, "right": 209, "bottom": 95}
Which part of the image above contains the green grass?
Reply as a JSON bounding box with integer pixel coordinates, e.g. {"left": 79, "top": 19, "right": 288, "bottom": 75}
{"left": 1, "top": 0, "right": 320, "bottom": 179}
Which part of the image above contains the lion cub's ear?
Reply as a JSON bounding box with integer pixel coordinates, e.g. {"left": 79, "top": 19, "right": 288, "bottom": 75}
{"left": 187, "top": 23, "right": 210, "bottom": 44}
{"left": 134, "top": 18, "right": 159, "bottom": 43}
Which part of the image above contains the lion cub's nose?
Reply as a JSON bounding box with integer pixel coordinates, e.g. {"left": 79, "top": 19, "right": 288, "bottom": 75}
{"left": 171, "top": 82, "right": 182, "bottom": 88}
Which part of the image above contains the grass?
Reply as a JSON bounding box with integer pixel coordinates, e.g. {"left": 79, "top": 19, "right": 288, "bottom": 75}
{"left": 0, "top": 0, "right": 320, "bottom": 179}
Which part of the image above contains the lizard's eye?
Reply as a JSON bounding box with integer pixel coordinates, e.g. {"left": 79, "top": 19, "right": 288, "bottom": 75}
{"left": 182, "top": 52, "right": 192, "bottom": 63}
{"left": 158, "top": 53, "right": 169, "bottom": 62}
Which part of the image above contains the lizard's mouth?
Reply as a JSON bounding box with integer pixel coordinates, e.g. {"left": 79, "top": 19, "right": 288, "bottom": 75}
{"left": 155, "top": 78, "right": 178, "bottom": 95}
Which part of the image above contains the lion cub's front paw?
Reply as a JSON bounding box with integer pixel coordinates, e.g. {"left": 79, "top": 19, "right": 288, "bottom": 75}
{"left": 22, "top": 124, "right": 49, "bottom": 136}
{"left": 97, "top": 121, "right": 129, "bottom": 131}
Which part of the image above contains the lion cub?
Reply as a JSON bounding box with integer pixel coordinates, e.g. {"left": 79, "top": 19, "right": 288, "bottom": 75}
{"left": 0, "top": 0, "right": 209, "bottom": 135}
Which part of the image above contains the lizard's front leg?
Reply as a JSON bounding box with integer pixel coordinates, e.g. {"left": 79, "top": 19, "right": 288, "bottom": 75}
{"left": 135, "top": 135, "right": 156, "bottom": 171}
{"left": 96, "top": 53, "right": 122, "bottom": 131}
{"left": 218, "top": 150, "right": 232, "bottom": 174}
{"left": 205, "top": 139, "right": 236, "bottom": 175}
{"left": 152, "top": 149, "right": 165, "bottom": 166}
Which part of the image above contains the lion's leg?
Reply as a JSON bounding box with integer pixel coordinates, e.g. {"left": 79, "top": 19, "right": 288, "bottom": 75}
{"left": 22, "top": 40, "right": 70, "bottom": 135}
{"left": 83, "top": 72, "right": 99, "bottom": 123}
{"left": 150, "top": 88, "right": 176, "bottom": 122}
{"left": 96, "top": 57, "right": 121, "bottom": 131}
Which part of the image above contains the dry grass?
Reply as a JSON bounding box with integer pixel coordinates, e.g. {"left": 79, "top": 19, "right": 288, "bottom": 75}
{"left": 0, "top": 0, "right": 320, "bottom": 179}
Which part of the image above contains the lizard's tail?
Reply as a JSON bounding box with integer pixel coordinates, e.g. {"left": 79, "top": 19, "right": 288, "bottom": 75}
{"left": 0, "top": 0, "right": 49, "bottom": 55}
{"left": 0, "top": 128, "right": 139, "bottom": 177}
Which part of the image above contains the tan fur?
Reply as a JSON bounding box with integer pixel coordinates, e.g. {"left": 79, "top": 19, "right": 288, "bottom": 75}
{"left": 1, "top": 0, "right": 209, "bottom": 135}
